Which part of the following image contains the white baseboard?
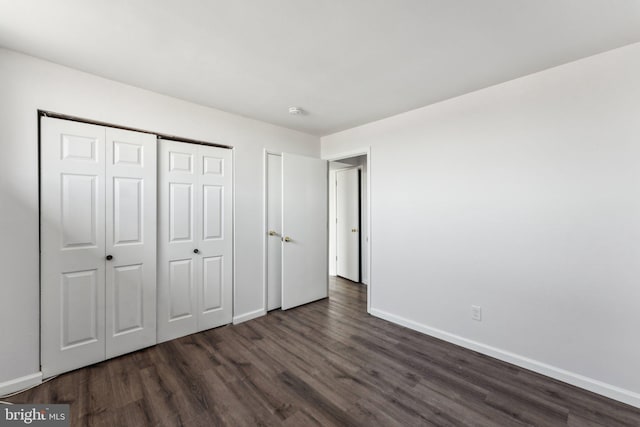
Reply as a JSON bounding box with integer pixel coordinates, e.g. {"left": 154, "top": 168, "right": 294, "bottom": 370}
{"left": 370, "top": 307, "right": 640, "bottom": 409}
{"left": 0, "top": 372, "right": 42, "bottom": 397}
{"left": 233, "top": 308, "right": 266, "bottom": 325}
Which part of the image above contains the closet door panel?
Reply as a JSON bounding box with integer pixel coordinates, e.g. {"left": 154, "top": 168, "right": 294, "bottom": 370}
{"left": 112, "top": 264, "right": 144, "bottom": 333}
{"left": 41, "top": 118, "right": 106, "bottom": 378}
{"left": 105, "top": 128, "right": 157, "bottom": 358}
{"left": 197, "top": 146, "right": 233, "bottom": 330}
{"left": 168, "top": 258, "right": 194, "bottom": 319}
{"left": 157, "top": 140, "right": 199, "bottom": 342}
{"left": 202, "top": 256, "right": 223, "bottom": 312}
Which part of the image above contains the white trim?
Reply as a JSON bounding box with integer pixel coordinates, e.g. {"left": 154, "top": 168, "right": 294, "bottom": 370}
{"left": 324, "top": 147, "right": 370, "bottom": 161}
{"left": 370, "top": 307, "right": 640, "bottom": 409}
{"left": 233, "top": 308, "right": 266, "bottom": 325}
{"left": 231, "top": 147, "right": 236, "bottom": 323}
{"left": 323, "top": 147, "right": 372, "bottom": 314}
{"left": 0, "top": 373, "right": 42, "bottom": 397}
{"left": 262, "top": 149, "right": 268, "bottom": 313}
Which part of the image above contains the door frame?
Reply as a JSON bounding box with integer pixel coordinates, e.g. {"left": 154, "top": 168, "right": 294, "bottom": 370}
{"left": 323, "top": 147, "right": 372, "bottom": 314}
{"left": 262, "top": 149, "right": 281, "bottom": 313}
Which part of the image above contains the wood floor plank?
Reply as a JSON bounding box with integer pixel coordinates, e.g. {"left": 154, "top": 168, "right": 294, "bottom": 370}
{"left": 6, "top": 277, "right": 640, "bottom": 426}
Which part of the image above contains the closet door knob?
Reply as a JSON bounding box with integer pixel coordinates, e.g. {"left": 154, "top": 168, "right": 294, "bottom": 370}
{"left": 283, "top": 236, "right": 292, "bottom": 242}
{"left": 193, "top": 249, "right": 200, "bottom": 254}
{"left": 106, "top": 255, "right": 113, "bottom": 261}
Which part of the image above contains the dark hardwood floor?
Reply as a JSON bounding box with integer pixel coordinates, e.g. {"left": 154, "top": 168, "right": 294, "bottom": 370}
{"left": 7, "top": 277, "right": 640, "bottom": 426}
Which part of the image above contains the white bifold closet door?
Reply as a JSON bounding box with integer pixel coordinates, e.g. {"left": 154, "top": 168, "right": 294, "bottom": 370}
{"left": 41, "top": 117, "right": 157, "bottom": 378}
{"left": 157, "top": 139, "right": 233, "bottom": 343}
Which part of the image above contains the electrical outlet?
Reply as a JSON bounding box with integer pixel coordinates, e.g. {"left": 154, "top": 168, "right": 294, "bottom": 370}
{"left": 471, "top": 305, "right": 482, "bottom": 321}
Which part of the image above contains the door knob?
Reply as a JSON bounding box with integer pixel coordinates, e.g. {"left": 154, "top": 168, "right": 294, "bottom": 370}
{"left": 283, "top": 236, "right": 292, "bottom": 242}
{"left": 106, "top": 255, "right": 113, "bottom": 261}
{"left": 193, "top": 249, "right": 200, "bottom": 254}
{"left": 268, "top": 230, "right": 279, "bottom": 236}
{"left": 351, "top": 228, "right": 358, "bottom": 233}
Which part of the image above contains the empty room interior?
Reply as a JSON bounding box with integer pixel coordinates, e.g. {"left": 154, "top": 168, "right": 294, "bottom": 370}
{"left": 2, "top": 1, "right": 640, "bottom": 425}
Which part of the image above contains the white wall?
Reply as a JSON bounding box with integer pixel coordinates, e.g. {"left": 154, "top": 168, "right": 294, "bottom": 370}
{"left": 0, "top": 48, "right": 319, "bottom": 389}
{"left": 322, "top": 42, "right": 640, "bottom": 407}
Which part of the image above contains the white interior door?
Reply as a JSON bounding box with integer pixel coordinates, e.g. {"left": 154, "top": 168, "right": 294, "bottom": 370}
{"left": 158, "top": 140, "right": 232, "bottom": 342}
{"left": 281, "top": 153, "right": 328, "bottom": 310}
{"left": 41, "top": 118, "right": 106, "bottom": 377}
{"left": 266, "top": 153, "right": 282, "bottom": 310}
{"left": 336, "top": 168, "right": 360, "bottom": 282}
{"left": 105, "top": 128, "right": 157, "bottom": 358}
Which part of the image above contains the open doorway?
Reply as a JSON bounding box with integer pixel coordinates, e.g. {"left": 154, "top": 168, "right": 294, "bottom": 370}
{"left": 328, "top": 152, "right": 370, "bottom": 311}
